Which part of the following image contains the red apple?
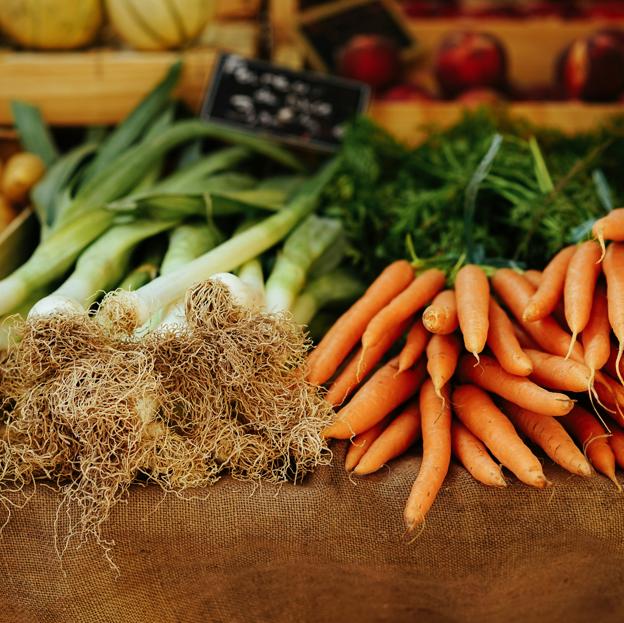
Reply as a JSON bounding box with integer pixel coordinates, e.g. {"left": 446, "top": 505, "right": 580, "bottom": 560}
{"left": 435, "top": 31, "right": 508, "bottom": 98}
{"left": 556, "top": 29, "right": 624, "bottom": 101}
{"left": 380, "top": 83, "right": 434, "bottom": 101}
{"left": 336, "top": 35, "right": 401, "bottom": 90}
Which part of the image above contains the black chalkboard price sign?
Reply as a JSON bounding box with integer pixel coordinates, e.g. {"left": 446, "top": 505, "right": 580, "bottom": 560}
{"left": 200, "top": 53, "right": 370, "bottom": 152}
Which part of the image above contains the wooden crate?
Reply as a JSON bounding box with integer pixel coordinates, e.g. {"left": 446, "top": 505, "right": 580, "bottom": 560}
{"left": 370, "top": 100, "right": 624, "bottom": 144}
{"left": 0, "top": 48, "right": 218, "bottom": 126}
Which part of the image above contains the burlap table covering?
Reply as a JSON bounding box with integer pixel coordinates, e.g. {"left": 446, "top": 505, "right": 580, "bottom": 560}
{"left": 1, "top": 443, "right": 622, "bottom": 623}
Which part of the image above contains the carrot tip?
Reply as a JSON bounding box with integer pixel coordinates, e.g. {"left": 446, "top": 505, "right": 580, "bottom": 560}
{"left": 564, "top": 331, "right": 577, "bottom": 361}
{"left": 471, "top": 352, "right": 480, "bottom": 366}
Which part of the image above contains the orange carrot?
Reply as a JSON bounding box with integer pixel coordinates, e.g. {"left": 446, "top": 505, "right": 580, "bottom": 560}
{"left": 323, "top": 358, "right": 426, "bottom": 440}
{"left": 453, "top": 384, "right": 549, "bottom": 488}
{"left": 603, "top": 242, "right": 624, "bottom": 385}
{"left": 397, "top": 319, "right": 430, "bottom": 374}
{"left": 455, "top": 264, "right": 489, "bottom": 359}
{"left": 524, "top": 349, "right": 592, "bottom": 394}
{"left": 491, "top": 268, "right": 584, "bottom": 363}
{"left": 426, "top": 333, "right": 461, "bottom": 399}
{"left": 307, "top": 260, "right": 414, "bottom": 385}
{"left": 523, "top": 246, "right": 576, "bottom": 322}
{"left": 487, "top": 298, "right": 533, "bottom": 376}
{"left": 403, "top": 380, "right": 451, "bottom": 530}
{"left": 582, "top": 284, "right": 611, "bottom": 385}
{"left": 422, "top": 289, "right": 458, "bottom": 335}
{"left": 451, "top": 420, "right": 507, "bottom": 487}
{"left": 523, "top": 270, "right": 542, "bottom": 288}
{"left": 512, "top": 322, "right": 540, "bottom": 350}
{"left": 458, "top": 354, "right": 574, "bottom": 416}
{"left": 354, "top": 401, "right": 421, "bottom": 475}
{"left": 606, "top": 342, "right": 624, "bottom": 384}
{"left": 501, "top": 400, "right": 592, "bottom": 477}
{"left": 344, "top": 419, "right": 389, "bottom": 472}
{"left": 608, "top": 426, "right": 624, "bottom": 470}
{"left": 563, "top": 241, "right": 602, "bottom": 358}
{"left": 563, "top": 406, "right": 619, "bottom": 487}
{"left": 592, "top": 208, "right": 624, "bottom": 258}
{"left": 362, "top": 268, "right": 445, "bottom": 352}
{"left": 325, "top": 318, "right": 411, "bottom": 407}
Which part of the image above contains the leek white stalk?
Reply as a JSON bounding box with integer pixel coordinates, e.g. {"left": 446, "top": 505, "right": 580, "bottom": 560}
{"left": 291, "top": 270, "right": 365, "bottom": 325}
{"left": 28, "top": 219, "right": 177, "bottom": 318}
{"left": 98, "top": 158, "right": 340, "bottom": 330}
{"left": 264, "top": 215, "right": 343, "bottom": 313}
{"left": 0, "top": 208, "right": 115, "bottom": 316}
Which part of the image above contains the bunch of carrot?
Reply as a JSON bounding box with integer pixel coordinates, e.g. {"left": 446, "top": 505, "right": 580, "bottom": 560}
{"left": 306, "top": 207, "right": 624, "bottom": 532}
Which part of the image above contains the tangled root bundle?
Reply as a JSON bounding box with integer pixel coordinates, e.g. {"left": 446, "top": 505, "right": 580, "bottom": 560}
{"left": 0, "top": 281, "right": 333, "bottom": 554}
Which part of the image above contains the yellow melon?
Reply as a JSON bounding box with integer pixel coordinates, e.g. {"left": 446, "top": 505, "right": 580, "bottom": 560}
{"left": 0, "top": 0, "right": 102, "bottom": 50}
{"left": 105, "top": 0, "right": 215, "bottom": 51}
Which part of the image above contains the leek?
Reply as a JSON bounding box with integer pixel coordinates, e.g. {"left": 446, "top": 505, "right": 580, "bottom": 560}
{"left": 264, "top": 215, "right": 343, "bottom": 313}
{"left": 234, "top": 218, "right": 265, "bottom": 303}
{"left": 28, "top": 219, "right": 179, "bottom": 317}
{"left": 81, "top": 62, "right": 182, "bottom": 182}
{"left": 98, "top": 158, "right": 341, "bottom": 330}
{"left": 291, "top": 270, "right": 365, "bottom": 325}
{"left": 31, "top": 142, "right": 98, "bottom": 234}
{"left": 161, "top": 221, "right": 224, "bottom": 276}
{"left": 10, "top": 100, "right": 58, "bottom": 166}
{"left": 118, "top": 241, "right": 167, "bottom": 291}
{"left": 58, "top": 121, "right": 301, "bottom": 228}
{"left": 0, "top": 209, "right": 115, "bottom": 315}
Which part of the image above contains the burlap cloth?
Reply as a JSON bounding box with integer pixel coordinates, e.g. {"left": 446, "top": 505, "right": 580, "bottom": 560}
{"left": 1, "top": 443, "right": 622, "bottom": 623}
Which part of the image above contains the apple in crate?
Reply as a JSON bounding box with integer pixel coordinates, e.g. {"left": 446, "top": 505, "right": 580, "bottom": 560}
{"left": 337, "top": 35, "right": 401, "bottom": 90}
{"left": 435, "top": 31, "right": 508, "bottom": 98}
{"left": 556, "top": 29, "right": 624, "bottom": 101}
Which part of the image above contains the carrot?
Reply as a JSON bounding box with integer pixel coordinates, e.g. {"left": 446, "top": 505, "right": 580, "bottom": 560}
{"left": 605, "top": 342, "right": 623, "bottom": 381}
{"left": 361, "top": 268, "right": 445, "bottom": 352}
{"left": 426, "top": 333, "right": 461, "bottom": 399}
{"left": 451, "top": 420, "right": 507, "bottom": 487}
{"left": 453, "top": 384, "right": 549, "bottom": 488}
{"left": 563, "top": 406, "right": 619, "bottom": 487}
{"left": 307, "top": 260, "right": 414, "bottom": 385}
{"left": 403, "top": 380, "right": 451, "bottom": 530}
{"left": 491, "top": 268, "right": 584, "bottom": 363}
{"left": 422, "top": 289, "right": 458, "bottom": 335}
{"left": 458, "top": 354, "right": 574, "bottom": 416}
{"left": 524, "top": 349, "right": 592, "bottom": 394}
{"left": 603, "top": 242, "right": 624, "bottom": 385}
{"left": 487, "top": 298, "right": 533, "bottom": 376}
{"left": 523, "top": 246, "right": 576, "bottom": 322}
{"left": 323, "top": 357, "right": 426, "bottom": 439}
{"left": 397, "top": 319, "right": 430, "bottom": 374}
{"left": 325, "top": 318, "right": 411, "bottom": 407}
{"left": 582, "top": 284, "right": 611, "bottom": 387}
{"left": 344, "top": 419, "right": 389, "bottom": 472}
{"left": 592, "top": 373, "right": 624, "bottom": 428}
{"left": 592, "top": 208, "right": 624, "bottom": 259}
{"left": 353, "top": 401, "right": 421, "bottom": 475}
{"left": 512, "top": 322, "right": 540, "bottom": 350}
{"left": 455, "top": 264, "right": 489, "bottom": 360}
{"left": 563, "top": 241, "right": 602, "bottom": 358}
{"left": 608, "top": 426, "right": 624, "bottom": 470}
{"left": 501, "top": 400, "right": 592, "bottom": 477}
{"left": 523, "top": 270, "right": 542, "bottom": 288}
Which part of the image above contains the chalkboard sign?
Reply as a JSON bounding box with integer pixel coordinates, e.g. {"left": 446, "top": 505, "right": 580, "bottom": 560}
{"left": 296, "top": 0, "right": 417, "bottom": 71}
{"left": 200, "top": 53, "right": 370, "bottom": 152}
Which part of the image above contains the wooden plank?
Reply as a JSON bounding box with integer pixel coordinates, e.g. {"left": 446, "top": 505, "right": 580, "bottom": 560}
{"left": 0, "top": 48, "right": 218, "bottom": 126}
{"left": 369, "top": 101, "right": 624, "bottom": 145}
